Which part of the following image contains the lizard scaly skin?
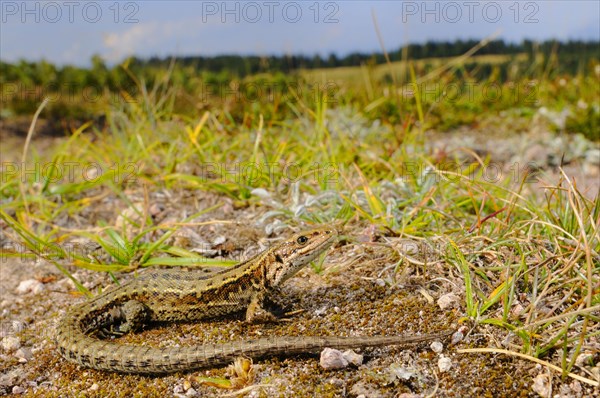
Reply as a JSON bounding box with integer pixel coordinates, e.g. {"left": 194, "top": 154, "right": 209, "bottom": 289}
{"left": 55, "top": 227, "right": 448, "bottom": 374}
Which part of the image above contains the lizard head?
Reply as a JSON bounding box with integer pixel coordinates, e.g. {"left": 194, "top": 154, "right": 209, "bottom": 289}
{"left": 267, "top": 227, "right": 337, "bottom": 287}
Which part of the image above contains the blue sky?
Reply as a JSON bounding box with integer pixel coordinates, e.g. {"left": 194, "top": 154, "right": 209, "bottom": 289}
{"left": 1, "top": 1, "right": 599, "bottom": 66}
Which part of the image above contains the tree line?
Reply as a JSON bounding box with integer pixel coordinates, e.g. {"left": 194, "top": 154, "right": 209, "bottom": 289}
{"left": 1, "top": 39, "right": 598, "bottom": 88}
{"left": 139, "top": 39, "right": 599, "bottom": 75}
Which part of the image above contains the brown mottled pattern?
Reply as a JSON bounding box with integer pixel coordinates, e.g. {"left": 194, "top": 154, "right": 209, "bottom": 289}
{"left": 55, "top": 228, "right": 448, "bottom": 374}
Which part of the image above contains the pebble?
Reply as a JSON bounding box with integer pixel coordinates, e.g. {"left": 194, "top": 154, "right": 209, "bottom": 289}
{"left": 12, "top": 386, "right": 25, "bottom": 394}
{"left": 319, "top": 348, "right": 364, "bottom": 369}
{"left": 569, "top": 380, "right": 582, "bottom": 393}
{"left": 510, "top": 303, "right": 525, "bottom": 318}
{"left": 173, "top": 384, "right": 185, "bottom": 394}
{"left": 11, "top": 321, "right": 26, "bottom": 334}
{"left": 1, "top": 336, "right": 21, "bottom": 352}
{"left": 437, "top": 293, "right": 459, "bottom": 310}
{"left": 327, "top": 378, "right": 344, "bottom": 387}
{"left": 451, "top": 329, "right": 465, "bottom": 345}
{"left": 531, "top": 373, "right": 551, "bottom": 397}
{"left": 15, "top": 280, "right": 44, "bottom": 295}
{"left": 173, "top": 381, "right": 196, "bottom": 396}
{"left": 438, "top": 355, "right": 452, "bottom": 372}
{"left": 148, "top": 203, "right": 163, "bottom": 217}
{"left": 15, "top": 347, "right": 32, "bottom": 362}
{"left": 350, "top": 382, "right": 386, "bottom": 398}
{"left": 251, "top": 188, "right": 271, "bottom": 198}
{"left": 320, "top": 348, "right": 348, "bottom": 369}
{"left": 0, "top": 321, "right": 25, "bottom": 338}
{"left": 574, "top": 351, "right": 594, "bottom": 367}
{"left": 585, "top": 149, "right": 600, "bottom": 166}
{"left": 342, "top": 350, "right": 363, "bottom": 366}
{"left": 430, "top": 341, "right": 444, "bottom": 353}
{"left": 212, "top": 236, "right": 226, "bottom": 246}
{"left": 314, "top": 306, "right": 328, "bottom": 316}
{"left": 114, "top": 204, "right": 144, "bottom": 230}
{"left": 388, "top": 364, "right": 415, "bottom": 381}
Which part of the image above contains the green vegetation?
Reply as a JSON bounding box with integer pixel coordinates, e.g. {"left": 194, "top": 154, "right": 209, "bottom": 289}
{"left": 1, "top": 39, "right": 598, "bottom": 138}
{"left": 1, "top": 38, "right": 598, "bottom": 391}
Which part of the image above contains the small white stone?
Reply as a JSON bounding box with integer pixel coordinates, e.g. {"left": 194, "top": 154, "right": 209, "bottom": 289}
{"left": 389, "top": 364, "right": 415, "bottom": 381}
{"left": 575, "top": 351, "right": 594, "bottom": 367}
{"left": 0, "top": 321, "right": 25, "bottom": 338}
{"left": 15, "top": 347, "right": 32, "bottom": 361}
{"left": 585, "top": 149, "right": 600, "bottom": 166}
{"left": 532, "top": 373, "right": 551, "bottom": 397}
{"left": 342, "top": 350, "right": 363, "bottom": 366}
{"left": 320, "top": 347, "right": 349, "bottom": 369}
{"left": 1, "top": 336, "right": 21, "bottom": 352}
{"left": 251, "top": 188, "right": 271, "bottom": 198}
{"left": 511, "top": 303, "right": 525, "bottom": 318}
{"left": 569, "top": 380, "right": 582, "bottom": 393}
{"left": 16, "top": 279, "right": 45, "bottom": 295}
{"left": 314, "top": 306, "right": 328, "bottom": 316}
{"left": 89, "top": 383, "right": 99, "bottom": 391}
{"left": 437, "top": 293, "right": 459, "bottom": 310}
{"left": 438, "top": 355, "right": 452, "bottom": 372}
{"left": 430, "top": 341, "right": 444, "bottom": 353}
{"left": 12, "top": 386, "right": 25, "bottom": 394}
{"left": 212, "top": 236, "right": 226, "bottom": 246}
{"left": 173, "top": 384, "right": 185, "bottom": 394}
{"left": 451, "top": 330, "right": 464, "bottom": 345}
{"left": 185, "top": 388, "right": 197, "bottom": 397}
{"left": 148, "top": 204, "right": 162, "bottom": 216}
{"left": 11, "top": 321, "right": 26, "bottom": 334}
{"left": 327, "top": 378, "right": 344, "bottom": 387}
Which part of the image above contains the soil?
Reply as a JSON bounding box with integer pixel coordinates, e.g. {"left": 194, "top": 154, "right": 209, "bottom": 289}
{"left": 1, "top": 120, "right": 598, "bottom": 397}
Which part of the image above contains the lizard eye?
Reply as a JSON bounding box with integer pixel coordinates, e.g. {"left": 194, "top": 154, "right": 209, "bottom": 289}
{"left": 296, "top": 235, "right": 309, "bottom": 245}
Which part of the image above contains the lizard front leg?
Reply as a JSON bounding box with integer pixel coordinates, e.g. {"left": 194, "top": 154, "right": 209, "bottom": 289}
{"left": 245, "top": 292, "right": 281, "bottom": 323}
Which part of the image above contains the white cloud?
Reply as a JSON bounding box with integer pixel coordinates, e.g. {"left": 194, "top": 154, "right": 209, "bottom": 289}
{"left": 102, "top": 22, "right": 164, "bottom": 62}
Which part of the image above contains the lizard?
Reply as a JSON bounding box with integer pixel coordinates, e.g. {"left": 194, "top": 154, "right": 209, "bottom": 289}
{"left": 55, "top": 227, "right": 450, "bottom": 374}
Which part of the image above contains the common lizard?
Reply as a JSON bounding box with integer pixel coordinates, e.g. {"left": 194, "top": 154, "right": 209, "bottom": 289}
{"left": 56, "top": 227, "right": 449, "bottom": 374}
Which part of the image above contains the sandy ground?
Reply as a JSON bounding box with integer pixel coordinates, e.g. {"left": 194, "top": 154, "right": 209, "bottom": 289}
{"left": 1, "top": 120, "right": 598, "bottom": 397}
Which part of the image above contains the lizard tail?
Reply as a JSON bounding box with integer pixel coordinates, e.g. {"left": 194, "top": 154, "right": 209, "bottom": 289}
{"left": 56, "top": 324, "right": 449, "bottom": 374}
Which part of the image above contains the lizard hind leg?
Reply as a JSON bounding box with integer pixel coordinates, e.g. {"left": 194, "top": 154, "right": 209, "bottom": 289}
{"left": 116, "top": 299, "right": 150, "bottom": 334}
{"left": 95, "top": 300, "right": 150, "bottom": 337}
